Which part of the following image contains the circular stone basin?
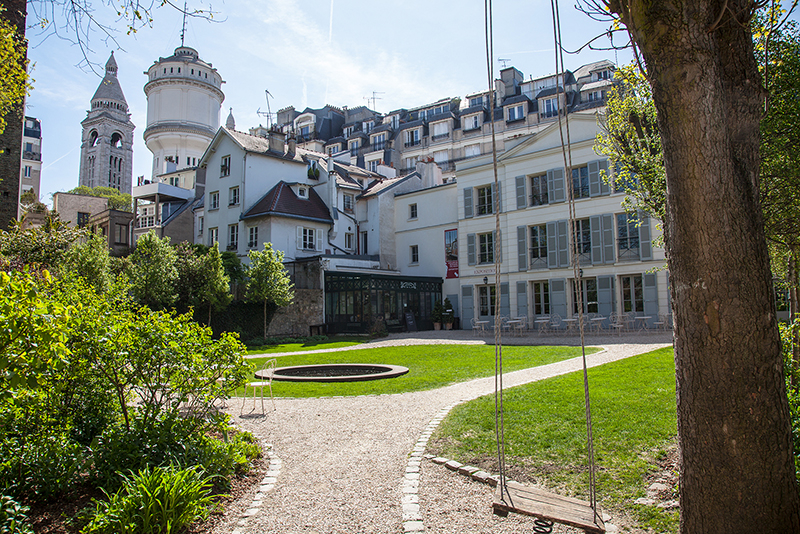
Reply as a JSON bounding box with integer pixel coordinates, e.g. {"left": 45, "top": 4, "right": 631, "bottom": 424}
{"left": 256, "top": 363, "right": 409, "bottom": 382}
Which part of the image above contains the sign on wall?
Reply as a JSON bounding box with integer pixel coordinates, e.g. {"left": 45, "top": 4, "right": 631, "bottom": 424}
{"left": 445, "top": 229, "right": 458, "bottom": 279}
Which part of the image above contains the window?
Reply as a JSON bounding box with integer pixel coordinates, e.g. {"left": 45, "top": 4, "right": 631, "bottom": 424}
{"left": 344, "top": 126, "right": 354, "bottom": 137}
{"left": 298, "top": 186, "right": 308, "bottom": 198}
{"left": 617, "top": 213, "right": 641, "bottom": 260}
{"left": 299, "top": 125, "right": 311, "bottom": 140}
{"left": 404, "top": 156, "right": 418, "bottom": 171}
{"left": 345, "top": 232, "right": 354, "bottom": 250}
{"left": 588, "top": 90, "right": 606, "bottom": 102}
{"left": 530, "top": 174, "right": 548, "bottom": 206}
{"left": 478, "top": 232, "right": 494, "bottom": 264}
{"left": 571, "top": 165, "right": 590, "bottom": 199}
{"left": 476, "top": 185, "right": 493, "bottom": 215}
{"left": 620, "top": 274, "right": 644, "bottom": 312}
{"left": 542, "top": 97, "right": 559, "bottom": 118}
{"left": 463, "top": 114, "right": 480, "bottom": 131}
{"left": 209, "top": 191, "right": 220, "bottom": 210}
{"left": 529, "top": 225, "right": 547, "bottom": 268}
{"left": 432, "top": 122, "right": 449, "bottom": 141}
{"left": 405, "top": 129, "right": 420, "bottom": 147}
{"left": 77, "top": 212, "right": 90, "bottom": 228}
{"left": 299, "top": 227, "right": 317, "bottom": 250}
{"left": 465, "top": 144, "right": 481, "bottom": 158}
{"left": 326, "top": 145, "right": 338, "bottom": 155}
{"left": 479, "top": 285, "right": 497, "bottom": 317}
{"left": 367, "top": 160, "right": 379, "bottom": 173}
{"left": 343, "top": 193, "right": 354, "bottom": 212}
{"left": 198, "top": 216, "right": 204, "bottom": 234}
{"left": 573, "top": 279, "right": 599, "bottom": 314}
{"left": 390, "top": 115, "right": 399, "bottom": 129}
{"left": 372, "top": 133, "right": 386, "bottom": 151}
{"left": 228, "top": 224, "right": 239, "bottom": 250}
{"left": 23, "top": 165, "right": 31, "bottom": 177}
{"left": 595, "top": 70, "right": 611, "bottom": 81}
{"left": 115, "top": 223, "right": 128, "bottom": 244}
{"left": 409, "top": 203, "right": 418, "bottom": 219}
{"left": 229, "top": 186, "right": 240, "bottom": 206}
{"left": 349, "top": 140, "right": 360, "bottom": 156}
{"left": 573, "top": 218, "right": 591, "bottom": 264}
{"left": 410, "top": 245, "right": 419, "bottom": 264}
{"left": 220, "top": 155, "right": 231, "bottom": 177}
{"left": 209, "top": 227, "right": 218, "bottom": 245}
{"left": 433, "top": 150, "right": 449, "bottom": 165}
{"left": 248, "top": 226, "right": 258, "bottom": 248}
{"left": 532, "top": 281, "right": 550, "bottom": 316}
{"left": 363, "top": 121, "right": 374, "bottom": 134}
{"left": 469, "top": 95, "right": 485, "bottom": 107}
{"left": 507, "top": 104, "right": 525, "bottom": 122}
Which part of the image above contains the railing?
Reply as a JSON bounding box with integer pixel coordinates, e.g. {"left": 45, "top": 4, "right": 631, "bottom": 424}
{"left": 370, "top": 142, "right": 386, "bottom": 152}
{"left": 227, "top": 244, "right": 238, "bottom": 251}
{"left": 23, "top": 151, "right": 41, "bottom": 161}
{"left": 431, "top": 133, "right": 450, "bottom": 142}
{"left": 404, "top": 139, "right": 421, "bottom": 148}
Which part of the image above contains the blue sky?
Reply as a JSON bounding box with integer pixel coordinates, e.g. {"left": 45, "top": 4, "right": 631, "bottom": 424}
{"left": 25, "top": 0, "right": 637, "bottom": 203}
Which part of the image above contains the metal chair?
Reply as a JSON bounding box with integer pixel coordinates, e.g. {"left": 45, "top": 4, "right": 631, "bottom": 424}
{"left": 471, "top": 317, "right": 486, "bottom": 337}
{"left": 549, "top": 313, "right": 562, "bottom": 333}
{"left": 609, "top": 312, "right": 626, "bottom": 335}
{"left": 242, "top": 358, "right": 277, "bottom": 415}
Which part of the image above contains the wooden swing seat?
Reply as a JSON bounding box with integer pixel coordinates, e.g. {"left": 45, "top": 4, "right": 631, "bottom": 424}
{"left": 493, "top": 481, "right": 606, "bottom": 534}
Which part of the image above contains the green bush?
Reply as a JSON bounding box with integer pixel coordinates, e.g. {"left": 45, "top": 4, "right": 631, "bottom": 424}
{"left": 780, "top": 319, "right": 800, "bottom": 482}
{"left": 80, "top": 465, "right": 216, "bottom": 534}
{"left": 0, "top": 495, "right": 34, "bottom": 534}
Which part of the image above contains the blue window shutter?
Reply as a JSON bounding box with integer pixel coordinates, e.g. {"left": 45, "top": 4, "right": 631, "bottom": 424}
{"left": 643, "top": 272, "right": 658, "bottom": 326}
{"left": 467, "top": 233, "right": 476, "bottom": 265}
{"left": 597, "top": 275, "right": 614, "bottom": 320}
{"left": 500, "top": 282, "right": 510, "bottom": 316}
{"left": 602, "top": 213, "right": 615, "bottom": 263}
{"left": 464, "top": 187, "right": 473, "bottom": 218}
{"left": 516, "top": 281, "right": 528, "bottom": 318}
{"left": 547, "top": 221, "right": 558, "bottom": 268}
{"left": 515, "top": 175, "right": 526, "bottom": 209}
{"left": 557, "top": 220, "right": 569, "bottom": 267}
{"left": 639, "top": 212, "right": 652, "bottom": 260}
{"left": 599, "top": 159, "right": 610, "bottom": 195}
{"left": 548, "top": 168, "right": 565, "bottom": 203}
{"left": 517, "top": 226, "right": 528, "bottom": 271}
{"left": 590, "top": 215, "right": 603, "bottom": 264}
{"left": 549, "top": 278, "right": 567, "bottom": 318}
{"left": 461, "top": 285, "right": 474, "bottom": 328}
{"left": 589, "top": 160, "right": 601, "bottom": 197}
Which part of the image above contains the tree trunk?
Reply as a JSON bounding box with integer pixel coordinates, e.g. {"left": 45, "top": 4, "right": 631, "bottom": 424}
{"left": 608, "top": 1, "right": 800, "bottom": 532}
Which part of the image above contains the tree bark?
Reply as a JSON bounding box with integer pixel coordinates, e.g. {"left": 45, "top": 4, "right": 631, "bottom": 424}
{"left": 607, "top": 1, "right": 800, "bottom": 532}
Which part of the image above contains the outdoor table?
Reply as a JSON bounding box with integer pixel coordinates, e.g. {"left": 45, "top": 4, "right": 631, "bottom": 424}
{"left": 562, "top": 318, "right": 578, "bottom": 334}
{"left": 506, "top": 319, "right": 522, "bottom": 336}
{"left": 475, "top": 320, "right": 489, "bottom": 335}
{"left": 535, "top": 319, "right": 550, "bottom": 333}
{"left": 635, "top": 316, "right": 652, "bottom": 330}
{"left": 590, "top": 316, "right": 606, "bottom": 333}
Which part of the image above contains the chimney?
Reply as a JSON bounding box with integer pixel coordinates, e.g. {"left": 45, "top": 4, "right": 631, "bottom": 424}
{"left": 268, "top": 131, "right": 286, "bottom": 153}
{"left": 287, "top": 138, "right": 296, "bottom": 157}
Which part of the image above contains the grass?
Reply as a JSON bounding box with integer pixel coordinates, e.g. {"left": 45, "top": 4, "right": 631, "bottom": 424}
{"left": 244, "top": 345, "right": 595, "bottom": 397}
{"left": 245, "top": 336, "right": 367, "bottom": 355}
{"left": 429, "top": 347, "right": 678, "bottom": 534}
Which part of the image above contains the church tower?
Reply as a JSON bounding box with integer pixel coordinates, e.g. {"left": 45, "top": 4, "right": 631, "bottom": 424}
{"left": 78, "top": 52, "right": 135, "bottom": 194}
{"left": 143, "top": 46, "right": 224, "bottom": 177}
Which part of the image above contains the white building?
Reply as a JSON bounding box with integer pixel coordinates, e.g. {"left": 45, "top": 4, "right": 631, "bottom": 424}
{"left": 20, "top": 116, "right": 42, "bottom": 200}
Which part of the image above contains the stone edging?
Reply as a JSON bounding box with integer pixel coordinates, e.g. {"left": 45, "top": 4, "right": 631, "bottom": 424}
{"left": 231, "top": 442, "right": 281, "bottom": 534}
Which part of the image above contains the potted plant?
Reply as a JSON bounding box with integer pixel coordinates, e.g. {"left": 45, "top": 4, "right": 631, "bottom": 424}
{"left": 431, "top": 301, "right": 444, "bottom": 330}
{"left": 442, "top": 298, "right": 455, "bottom": 330}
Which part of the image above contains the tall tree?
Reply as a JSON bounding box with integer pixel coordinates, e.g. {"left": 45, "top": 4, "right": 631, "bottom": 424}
{"left": 127, "top": 230, "right": 178, "bottom": 310}
{"left": 245, "top": 244, "right": 294, "bottom": 340}
{"left": 175, "top": 242, "right": 231, "bottom": 326}
{"left": 602, "top": 1, "right": 800, "bottom": 531}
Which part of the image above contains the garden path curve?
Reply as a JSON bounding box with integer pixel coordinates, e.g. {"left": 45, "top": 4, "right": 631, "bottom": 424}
{"left": 221, "top": 332, "right": 672, "bottom": 534}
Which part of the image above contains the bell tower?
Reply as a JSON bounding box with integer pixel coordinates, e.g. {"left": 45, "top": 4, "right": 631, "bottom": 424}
{"left": 78, "top": 52, "right": 135, "bottom": 194}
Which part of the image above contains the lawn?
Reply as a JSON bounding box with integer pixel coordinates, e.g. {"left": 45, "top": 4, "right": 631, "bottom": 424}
{"left": 244, "top": 345, "right": 595, "bottom": 397}
{"left": 428, "top": 347, "right": 679, "bottom": 533}
{"left": 245, "top": 336, "right": 367, "bottom": 355}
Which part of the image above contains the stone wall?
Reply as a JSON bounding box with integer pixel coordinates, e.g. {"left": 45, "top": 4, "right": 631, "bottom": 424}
{"left": 267, "top": 288, "right": 324, "bottom": 337}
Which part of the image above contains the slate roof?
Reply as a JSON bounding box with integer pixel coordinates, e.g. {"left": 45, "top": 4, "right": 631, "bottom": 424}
{"left": 396, "top": 119, "right": 425, "bottom": 132}
{"left": 242, "top": 181, "right": 332, "bottom": 223}
{"left": 536, "top": 86, "right": 566, "bottom": 99}
{"left": 91, "top": 53, "right": 128, "bottom": 104}
{"left": 502, "top": 94, "right": 532, "bottom": 106}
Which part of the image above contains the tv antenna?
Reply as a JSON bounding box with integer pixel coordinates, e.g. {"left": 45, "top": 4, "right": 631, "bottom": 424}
{"left": 364, "top": 91, "right": 385, "bottom": 111}
{"left": 498, "top": 58, "right": 511, "bottom": 68}
{"left": 256, "top": 89, "right": 275, "bottom": 127}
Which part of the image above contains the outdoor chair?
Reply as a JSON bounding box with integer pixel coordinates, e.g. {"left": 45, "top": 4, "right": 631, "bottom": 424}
{"left": 549, "top": 313, "right": 562, "bottom": 333}
{"left": 471, "top": 317, "right": 486, "bottom": 337}
{"left": 242, "top": 358, "right": 277, "bottom": 415}
{"left": 609, "top": 312, "right": 626, "bottom": 335}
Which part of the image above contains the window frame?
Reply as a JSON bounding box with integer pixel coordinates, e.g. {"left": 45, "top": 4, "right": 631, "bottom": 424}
{"left": 410, "top": 245, "right": 419, "bottom": 264}
{"left": 229, "top": 186, "right": 240, "bottom": 206}
{"left": 478, "top": 232, "right": 494, "bottom": 264}
{"left": 617, "top": 213, "right": 641, "bottom": 261}
{"left": 208, "top": 191, "right": 220, "bottom": 210}
{"left": 248, "top": 226, "right": 258, "bottom": 249}
{"left": 529, "top": 224, "right": 547, "bottom": 268}
{"left": 476, "top": 185, "right": 493, "bottom": 216}
{"left": 409, "top": 203, "right": 418, "bottom": 220}
{"left": 220, "top": 155, "right": 231, "bottom": 177}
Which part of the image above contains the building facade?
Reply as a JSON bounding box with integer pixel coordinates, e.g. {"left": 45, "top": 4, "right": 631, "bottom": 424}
{"left": 20, "top": 116, "right": 42, "bottom": 200}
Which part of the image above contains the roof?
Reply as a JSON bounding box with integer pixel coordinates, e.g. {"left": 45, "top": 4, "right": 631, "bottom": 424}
{"left": 536, "top": 86, "right": 566, "bottom": 99}
{"left": 157, "top": 46, "right": 215, "bottom": 70}
{"left": 503, "top": 95, "right": 532, "bottom": 106}
{"left": 360, "top": 171, "right": 420, "bottom": 198}
{"left": 91, "top": 52, "right": 128, "bottom": 104}
{"left": 242, "top": 181, "right": 333, "bottom": 223}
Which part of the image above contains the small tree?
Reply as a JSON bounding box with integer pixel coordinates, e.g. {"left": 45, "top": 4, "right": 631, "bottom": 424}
{"left": 175, "top": 243, "right": 231, "bottom": 325}
{"left": 68, "top": 185, "right": 132, "bottom": 212}
{"left": 62, "top": 231, "right": 113, "bottom": 294}
{"left": 127, "top": 231, "right": 178, "bottom": 310}
{"left": 245, "top": 243, "right": 294, "bottom": 340}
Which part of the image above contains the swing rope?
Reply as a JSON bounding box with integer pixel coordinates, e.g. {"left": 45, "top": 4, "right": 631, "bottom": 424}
{"left": 485, "top": 0, "right": 601, "bottom": 527}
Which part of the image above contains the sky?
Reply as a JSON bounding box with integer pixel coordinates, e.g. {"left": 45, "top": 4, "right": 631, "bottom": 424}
{"left": 25, "top": 0, "right": 639, "bottom": 204}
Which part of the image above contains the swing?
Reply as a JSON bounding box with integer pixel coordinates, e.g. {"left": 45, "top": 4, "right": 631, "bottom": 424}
{"left": 482, "top": 1, "right": 605, "bottom": 531}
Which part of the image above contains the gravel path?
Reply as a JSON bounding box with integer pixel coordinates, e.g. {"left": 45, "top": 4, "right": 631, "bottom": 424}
{"left": 220, "top": 332, "right": 672, "bottom": 534}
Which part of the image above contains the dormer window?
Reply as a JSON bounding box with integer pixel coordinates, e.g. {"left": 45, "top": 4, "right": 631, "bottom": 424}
{"left": 372, "top": 133, "right": 386, "bottom": 151}
{"left": 308, "top": 160, "right": 320, "bottom": 179}
{"left": 349, "top": 139, "right": 360, "bottom": 156}
{"left": 541, "top": 97, "right": 559, "bottom": 119}
{"left": 298, "top": 186, "right": 308, "bottom": 198}
{"left": 363, "top": 120, "right": 374, "bottom": 134}
{"left": 344, "top": 126, "right": 354, "bottom": 137}
{"left": 431, "top": 121, "right": 449, "bottom": 141}
{"left": 507, "top": 104, "right": 525, "bottom": 122}
{"left": 390, "top": 115, "right": 399, "bottom": 129}
{"left": 595, "top": 70, "right": 611, "bottom": 81}
{"left": 463, "top": 114, "right": 480, "bottom": 132}
{"left": 469, "top": 96, "right": 485, "bottom": 108}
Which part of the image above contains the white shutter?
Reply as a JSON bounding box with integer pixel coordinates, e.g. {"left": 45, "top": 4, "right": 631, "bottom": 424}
{"left": 316, "top": 228, "right": 324, "bottom": 251}
{"left": 296, "top": 226, "right": 303, "bottom": 249}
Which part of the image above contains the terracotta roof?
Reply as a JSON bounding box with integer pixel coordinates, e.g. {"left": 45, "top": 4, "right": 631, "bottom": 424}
{"left": 242, "top": 181, "right": 332, "bottom": 223}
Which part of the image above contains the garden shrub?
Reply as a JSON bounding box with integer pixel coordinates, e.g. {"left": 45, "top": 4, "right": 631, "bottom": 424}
{"left": 80, "top": 465, "right": 216, "bottom": 534}
{"left": 780, "top": 319, "right": 800, "bottom": 482}
{"left": 0, "top": 495, "right": 33, "bottom": 534}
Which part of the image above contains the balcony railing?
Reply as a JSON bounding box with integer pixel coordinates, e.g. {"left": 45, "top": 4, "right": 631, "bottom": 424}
{"left": 404, "top": 139, "right": 421, "bottom": 148}
{"left": 227, "top": 244, "right": 238, "bottom": 251}
{"left": 431, "top": 133, "right": 450, "bottom": 142}
{"left": 23, "top": 151, "right": 41, "bottom": 161}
